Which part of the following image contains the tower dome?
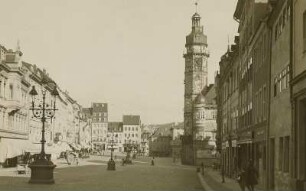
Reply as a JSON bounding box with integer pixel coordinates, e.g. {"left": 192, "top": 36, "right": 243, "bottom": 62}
{"left": 192, "top": 12, "right": 201, "bottom": 19}
{"left": 194, "top": 93, "right": 206, "bottom": 105}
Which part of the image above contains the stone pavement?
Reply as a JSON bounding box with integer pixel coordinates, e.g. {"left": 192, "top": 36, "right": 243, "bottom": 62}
{"left": 0, "top": 155, "right": 106, "bottom": 178}
{"left": 0, "top": 156, "right": 203, "bottom": 191}
{"left": 197, "top": 168, "right": 265, "bottom": 191}
{"left": 197, "top": 168, "right": 242, "bottom": 191}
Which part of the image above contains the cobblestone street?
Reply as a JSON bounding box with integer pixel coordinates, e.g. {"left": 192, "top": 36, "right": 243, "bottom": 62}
{"left": 0, "top": 156, "right": 203, "bottom": 191}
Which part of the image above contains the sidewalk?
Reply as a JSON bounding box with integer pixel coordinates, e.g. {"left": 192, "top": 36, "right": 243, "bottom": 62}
{"left": 197, "top": 168, "right": 264, "bottom": 191}
{"left": 197, "top": 168, "right": 242, "bottom": 191}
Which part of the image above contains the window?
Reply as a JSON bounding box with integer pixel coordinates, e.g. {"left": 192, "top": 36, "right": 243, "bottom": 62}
{"left": 282, "top": 70, "right": 286, "bottom": 90}
{"left": 303, "top": 11, "right": 306, "bottom": 51}
{"left": 279, "top": 137, "right": 283, "bottom": 171}
{"left": 286, "top": 66, "right": 290, "bottom": 87}
{"left": 9, "top": 84, "right": 13, "bottom": 99}
{"left": 255, "top": 93, "right": 258, "bottom": 123}
{"left": 263, "top": 86, "right": 267, "bottom": 120}
{"left": 259, "top": 90, "right": 262, "bottom": 122}
{"left": 279, "top": 73, "right": 282, "bottom": 93}
{"left": 284, "top": 136, "right": 290, "bottom": 172}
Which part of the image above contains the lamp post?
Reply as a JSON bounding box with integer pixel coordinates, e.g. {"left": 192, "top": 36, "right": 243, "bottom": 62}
{"left": 28, "top": 79, "right": 59, "bottom": 184}
{"left": 107, "top": 130, "right": 116, "bottom": 170}
{"left": 124, "top": 137, "right": 132, "bottom": 164}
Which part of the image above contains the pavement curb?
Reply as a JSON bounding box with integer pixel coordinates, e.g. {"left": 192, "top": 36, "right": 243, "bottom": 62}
{"left": 197, "top": 172, "right": 214, "bottom": 191}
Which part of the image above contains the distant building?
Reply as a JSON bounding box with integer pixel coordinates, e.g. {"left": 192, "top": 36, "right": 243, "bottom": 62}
{"left": 91, "top": 103, "right": 108, "bottom": 150}
{"left": 140, "top": 125, "right": 151, "bottom": 156}
{"left": 107, "top": 122, "right": 124, "bottom": 152}
{"left": 170, "top": 122, "right": 184, "bottom": 160}
{"left": 149, "top": 136, "right": 172, "bottom": 157}
{"left": 123, "top": 115, "right": 141, "bottom": 150}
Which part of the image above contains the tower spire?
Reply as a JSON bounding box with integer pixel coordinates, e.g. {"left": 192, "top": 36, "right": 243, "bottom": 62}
{"left": 195, "top": 0, "right": 198, "bottom": 13}
{"left": 16, "top": 39, "right": 21, "bottom": 52}
{"left": 227, "top": 35, "right": 230, "bottom": 52}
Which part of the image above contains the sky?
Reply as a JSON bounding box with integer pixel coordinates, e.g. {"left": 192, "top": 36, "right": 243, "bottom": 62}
{"left": 0, "top": 0, "right": 238, "bottom": 124}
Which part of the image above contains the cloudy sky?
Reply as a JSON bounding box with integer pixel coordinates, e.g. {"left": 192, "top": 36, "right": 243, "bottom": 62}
{"left": 0, "top": 0, "right": 238, "bottom": 124}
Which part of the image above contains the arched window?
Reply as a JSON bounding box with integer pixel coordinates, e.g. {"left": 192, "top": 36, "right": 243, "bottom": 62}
{"left": 9, "top": 84, "right": 13, "bottom": 99}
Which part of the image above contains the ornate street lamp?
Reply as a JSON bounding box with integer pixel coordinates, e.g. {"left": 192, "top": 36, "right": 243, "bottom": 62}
{"left": 107, "top": 131, "right": 116, "bottom": 170}
{"left": 28, "top": 78, "right": 59, "bottom": 184}
{"left": 124, "top": 137, "right": 132, "bottom": 164}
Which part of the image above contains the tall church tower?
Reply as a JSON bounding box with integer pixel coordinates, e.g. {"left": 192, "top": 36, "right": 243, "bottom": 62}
{"left": 183, "top": 10, "right": 209, "bottom": 137}
{"left": 181, "top": 5, "right": 209, "bottom": 165}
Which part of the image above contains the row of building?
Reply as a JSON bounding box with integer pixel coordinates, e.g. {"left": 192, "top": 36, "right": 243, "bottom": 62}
{"left": 0, "top": 43, "right": 143, "bottom": 166}
{"left": 216, "top": 0, "right": 306, "bottom": 190}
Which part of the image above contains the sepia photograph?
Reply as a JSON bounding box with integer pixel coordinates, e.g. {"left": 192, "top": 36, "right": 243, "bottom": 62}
{"left": 0, "top": 0, "right": 305, "bottom": 190}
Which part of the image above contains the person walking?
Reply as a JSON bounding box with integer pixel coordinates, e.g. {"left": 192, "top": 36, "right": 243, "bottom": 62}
{"left": 237, "top": 168, "right": 246, "bottom": 191}
{"left": 245, "top": 160, "right": 258, "bottom": 191}
{"left": 151, "top": 157, "right": 155, "bottom": 166}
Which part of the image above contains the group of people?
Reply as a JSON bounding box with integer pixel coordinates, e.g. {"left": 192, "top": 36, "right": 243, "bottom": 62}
{"left": 237, "top": 160, "right": 258, "bottom": 191}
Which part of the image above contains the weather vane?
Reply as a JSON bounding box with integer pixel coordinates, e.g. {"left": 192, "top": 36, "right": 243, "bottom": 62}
{"left": 195, "top": 0, "right": 199, "bottom": 13}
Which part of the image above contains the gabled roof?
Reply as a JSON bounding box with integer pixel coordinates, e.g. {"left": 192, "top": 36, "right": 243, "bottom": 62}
{"left": 123, "top": 115, "right": 141, "bottom": 125}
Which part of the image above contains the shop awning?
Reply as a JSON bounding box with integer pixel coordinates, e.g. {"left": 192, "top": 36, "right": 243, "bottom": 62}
{"left": 69, "top": 143, "right": 82, "bottom": 151}
{"left": 24, "top": 142, "right": 72, "bottom": 155}
{"left": 0, "top": 138, "right": 33, "bottom": 163}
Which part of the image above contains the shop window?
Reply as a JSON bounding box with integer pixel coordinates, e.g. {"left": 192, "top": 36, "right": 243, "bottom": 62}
{"left": 263, "top": 146, "right": 266, "bottom": 170}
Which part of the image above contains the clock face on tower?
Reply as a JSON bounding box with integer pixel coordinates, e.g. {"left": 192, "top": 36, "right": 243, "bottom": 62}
{"left": 194, "top": 58, "right": 202, "bottom": 70}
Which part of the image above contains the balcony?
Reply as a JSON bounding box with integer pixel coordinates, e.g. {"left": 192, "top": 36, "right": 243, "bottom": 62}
{"left": 2, "top": 99, "right": 24, "bottom": 113}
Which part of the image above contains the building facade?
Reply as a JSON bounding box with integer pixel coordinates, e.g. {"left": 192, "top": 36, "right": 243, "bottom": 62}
{"left": 217, "top": 0, "right": 300, "bottom": 190}
{"left": 217, "top": 38, "right": 240, "bottom": 179}
{"left": 0, "top": 46, "right": 31, "bottom": 165}
{"left": 123, "top": 115, "right": 141, "bottom": 150}
{"left": 268, "top": 1, "right": 292, "bottom": 190}
{"left": 0, "top": 43, "right": 87, "bottom": 165}
{"left": 291, "top": 0, "right": 306, "bottom": 190}
{"left": 107, "top": 122, "right": 124, "bottom": 152}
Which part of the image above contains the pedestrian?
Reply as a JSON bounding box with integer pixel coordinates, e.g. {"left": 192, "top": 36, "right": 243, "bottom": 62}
{"left": 151, "top": 157, "right": 155, "bottom": 166}
{"left": 237, "top": 168, "right": 246, "bottom": 191}
{"left": 245, "top": 160, "right": 258, "bottom": 191}
{"left": 65, "top": 150, "right": 71, "bottom": 165}
{"left": 201, "top": 162, "right": 204, "bottom": 175}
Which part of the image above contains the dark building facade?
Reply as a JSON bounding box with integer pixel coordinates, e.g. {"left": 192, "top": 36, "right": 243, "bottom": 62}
{"left": 291, "top": 0, "right": 306, "bottom": 190}
{"left": 217, "top": 38, "right": 240, "bottom": 179}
